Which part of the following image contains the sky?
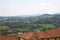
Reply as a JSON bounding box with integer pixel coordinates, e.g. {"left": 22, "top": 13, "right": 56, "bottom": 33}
{"left": 0, "top": 0, "right": 60, "bottom": 16}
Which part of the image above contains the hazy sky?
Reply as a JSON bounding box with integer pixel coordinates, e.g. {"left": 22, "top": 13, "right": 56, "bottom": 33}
{"left": 0, "top": 0, "right": 60, "bottom": 16}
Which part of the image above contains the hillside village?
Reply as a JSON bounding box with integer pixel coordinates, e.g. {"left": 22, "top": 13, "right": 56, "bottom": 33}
{"left": 0, "top": 0, "right": 60, "bottom": 40}
{"left": 0, "top": 28, "right": 60, "bottom": 40}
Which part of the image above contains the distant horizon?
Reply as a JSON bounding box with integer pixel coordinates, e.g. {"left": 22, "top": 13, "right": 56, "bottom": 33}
{"left": 0, "top": 0, "right": 60, "bottom": 16}
{"left": 0, "top": 13, "right": 60, "bottom": 17}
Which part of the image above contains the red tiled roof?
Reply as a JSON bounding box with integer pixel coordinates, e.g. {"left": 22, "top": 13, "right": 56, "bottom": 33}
{"left": 37, "top": 32, "right": 49, "bottom": 38}
{"left": 0, "top": 35, "right": 18, "bottom": 40}
{"left": 20, "top": 32, "right": 49, "bottom": 39}
{"left": 21, "top": 32, "right": 33, "bottom": 39}
{"left": 20, "top": 28, "right": 60, "bottom": 39}
{"left": 45, "top": 28, "right": 60, "bottom": 38}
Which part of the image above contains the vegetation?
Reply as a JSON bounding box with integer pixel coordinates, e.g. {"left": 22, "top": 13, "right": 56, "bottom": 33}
{"left": 0, "top": 14, "right": 60, "bottom": 32}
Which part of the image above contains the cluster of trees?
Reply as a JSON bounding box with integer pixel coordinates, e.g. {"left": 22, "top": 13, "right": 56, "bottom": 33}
{"left": 0, "top": 14, "right": 60, "bottom": 32}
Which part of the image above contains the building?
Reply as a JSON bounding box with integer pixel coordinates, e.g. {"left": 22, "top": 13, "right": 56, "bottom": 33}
{"left": 0, "top": 35, "right": 18, "bottom": 40}
{"left": 19, "top": 28, "right": 60, "bottom": 40}
{"left": 0, "top": 28, "right": 60, "bottom": 40}
{"left": 0, "top": 30, "right": 18, "bottom": 40}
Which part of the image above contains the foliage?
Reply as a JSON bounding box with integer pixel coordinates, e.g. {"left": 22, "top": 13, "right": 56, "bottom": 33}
{"left": 0, "top": 26, "right": 10, "bottom": 30}
{"left": 0, "top": 14, "right": 60, "bottom": 32}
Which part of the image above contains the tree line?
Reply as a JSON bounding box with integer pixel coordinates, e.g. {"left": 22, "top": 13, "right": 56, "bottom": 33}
{"left": 0, "top": 14, "right": 60, "bottom": 32}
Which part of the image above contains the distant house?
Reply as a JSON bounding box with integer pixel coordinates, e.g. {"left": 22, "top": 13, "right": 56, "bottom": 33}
{"left": 0, "top": 30, "right": 18, "bottom": 36}
{"left": 19, "top": 28, "right": 60, "bottom": 40}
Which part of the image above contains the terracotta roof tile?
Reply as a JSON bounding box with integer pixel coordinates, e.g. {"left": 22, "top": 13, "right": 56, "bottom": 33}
{"left": 20, "top": 28, "right": 60, "bottom": 39}
{"left": 45, "top": 28, "right": 60, "bottom": 38}
{"left": 37, "top": 32, "right": 49, "bottom": 38}
{"left": 21, "top": 32, "right": 33, "bottom": 39}
{"left": 0, "top": 35, "right": 18, "bottom": 40}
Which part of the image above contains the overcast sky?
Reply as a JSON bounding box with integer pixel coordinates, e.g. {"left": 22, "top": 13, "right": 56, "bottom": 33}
{"left": 0, "top": 0, "right": 60, "bottom": 16}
